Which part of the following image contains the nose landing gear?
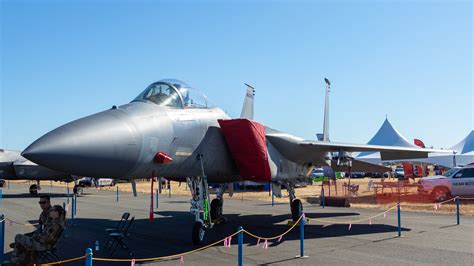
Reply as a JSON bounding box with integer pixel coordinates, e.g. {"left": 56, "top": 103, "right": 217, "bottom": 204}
{"left": 188, "top": 154, "right": 229, "bottom": 245}
{"left": 188, "top": 176, "right": 212, "bottom": 245}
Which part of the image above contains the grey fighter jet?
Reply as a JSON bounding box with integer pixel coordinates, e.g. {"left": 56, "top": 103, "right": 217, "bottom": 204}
{"left": 0, "top": 149, "right": 74, "bottom": 194}
{"left": 22, "top": 79, "right": 449, "bottom": 244}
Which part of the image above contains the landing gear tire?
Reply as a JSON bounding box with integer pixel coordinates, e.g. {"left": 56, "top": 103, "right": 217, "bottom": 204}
{"left": 73, "top": 185, "right": 84, "bottom": 195}
{"left": 210, "top": 199, "right": 223, "bottom": 220}
{"left": 291, "top": 199, "right": 303, "bottom": 221}
{"left": 29, "top": 184, "right": 39, "bottom": 196}
{"left": 192, "top": 222, "right": 206, "bottom": 245}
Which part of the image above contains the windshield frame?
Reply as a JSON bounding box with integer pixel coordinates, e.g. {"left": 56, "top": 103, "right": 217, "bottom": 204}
{"left": 133, "top": 80, "right": 213, "bottom": 109}
{"left": 133, "top": 81, "right": 184, "bottom": 108}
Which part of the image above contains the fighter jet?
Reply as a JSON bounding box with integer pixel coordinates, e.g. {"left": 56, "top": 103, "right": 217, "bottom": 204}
{"left": 0, "top": 149, "right": 74, "bottom": 194}
{"left": 22, "top": 79, "right": 449, "bottom": 244}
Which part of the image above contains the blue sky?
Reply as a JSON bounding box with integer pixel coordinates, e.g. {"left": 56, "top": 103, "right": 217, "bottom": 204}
{"left": 1, "top": 0, "right": 472, "bottom": 150}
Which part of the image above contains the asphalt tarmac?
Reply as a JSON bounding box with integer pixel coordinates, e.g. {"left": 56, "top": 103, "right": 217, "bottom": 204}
{"left": 1, "top": 183, "right": 473, "bottom": 265}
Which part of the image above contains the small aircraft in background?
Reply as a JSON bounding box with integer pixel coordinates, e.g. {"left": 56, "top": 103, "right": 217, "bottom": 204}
{"left": 22, "top": 79, "right": 449, "bottom": 244}
{"left": 0, "top": 149, "right": 74, "bottom": 195}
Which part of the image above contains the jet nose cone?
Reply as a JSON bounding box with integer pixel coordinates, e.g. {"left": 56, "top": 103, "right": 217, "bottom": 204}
{"left": 23, "top": 109, "right": 142, "bottom": 177}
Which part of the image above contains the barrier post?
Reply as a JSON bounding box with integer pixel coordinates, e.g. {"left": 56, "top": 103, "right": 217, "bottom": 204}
{"left": 321, "top": 187, "right": 325, "bottom": 208}
{"left": 71, "top": 196, "right": 75, "bottom": 221}
{"left": 0, "top": 189, "right": 2, "bottom": 209}
{"left": 155, "top": 189, "right": 159, "bottom": 209}
{"left": 168, "top": 180, "right": 171, "bottom": 198}
{"left": 456, "top": 196, "right": 460, "bottom": 225}
{"left": 397, "top": 203, "right": 401, "bottom": 237}
{"left": 298, "top": 214, "right": 307, "bottom": 258}
{"left": 158, "top": 177, "right": 162, "bottom": 194}
{"left": 74, "top": 193, "right": 77, "bottom": 216}
{"left": 1, "top": 214, "right": 5, "bottom": 263}
{"left": 67, "top": 186, "right": 70, "bottom": 204}
{"left": 116, "top": 187, "right": 119, "bottom": 203}
{"left": 85, "top": 248, "right": 93, "bottom": 266}
{"left": 271, "top": 191, "right": 274, "bottom": 207}
{"left": 238, "top": 226, "right": 243, "bottom": 266}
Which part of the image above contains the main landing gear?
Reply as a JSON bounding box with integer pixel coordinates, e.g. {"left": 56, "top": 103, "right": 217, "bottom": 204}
{"left": 29, "top": 181, "right": 41, "bottom": 196}
{"left": 287, "top": 184, "right": 303, "bottom": 221}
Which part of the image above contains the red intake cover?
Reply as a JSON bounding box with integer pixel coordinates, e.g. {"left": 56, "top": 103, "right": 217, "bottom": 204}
{"left": 218, "top": 119, "right": 271, "bottom": 181}
{"left": 154, "top": 151, "right": 173, "bottom": 164}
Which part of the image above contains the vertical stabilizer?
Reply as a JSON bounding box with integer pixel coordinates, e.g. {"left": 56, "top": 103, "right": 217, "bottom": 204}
{"left": 240, "top": 83, "right": 255, "bottom": 120}
{"left": 322, "top": 78, "right": 331, "bottom": 142}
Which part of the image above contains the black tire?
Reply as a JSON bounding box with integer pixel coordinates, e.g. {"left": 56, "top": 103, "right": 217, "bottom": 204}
{"left": 76, "top": 186, "right": 84, "bottom": 195}
{"left": 291, "top": 199, "right": 303, "bottom": 221}
{"left": 210, "top": 199, "right": 223, "bottom": 221}
{"left": 192, "top": 222, "right": 206, "bottom": 245}
{"left": 432, "top": 187, "right": 451, "bottom": 202}
{"left": 29, "top": 184, "right": 39, "bottom": 196}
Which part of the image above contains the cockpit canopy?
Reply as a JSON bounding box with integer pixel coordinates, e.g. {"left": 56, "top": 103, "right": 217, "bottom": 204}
{"left": 133, "top": 79, "right": 212, "bottom": 109}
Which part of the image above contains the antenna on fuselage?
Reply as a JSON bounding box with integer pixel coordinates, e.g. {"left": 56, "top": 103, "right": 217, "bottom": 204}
{"left": 240, "top": 83, "right": 255, "bottom": 120}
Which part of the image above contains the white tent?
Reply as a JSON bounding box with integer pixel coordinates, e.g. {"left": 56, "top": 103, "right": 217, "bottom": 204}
{"left": 358, "top": 118, "right": 474, "bottom": 167}
{"left": 405, "top": 131, "right": 474, "bottom": 167}
{"left": 357, "top": 118, "right": 416, "bottom": 164}
{"left": 451, "top": 130, "right": 474, "bottom": 155}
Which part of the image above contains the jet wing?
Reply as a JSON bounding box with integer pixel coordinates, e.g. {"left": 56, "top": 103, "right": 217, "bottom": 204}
{"left": 265, "top": 131, "right": 452, "bottom": 165}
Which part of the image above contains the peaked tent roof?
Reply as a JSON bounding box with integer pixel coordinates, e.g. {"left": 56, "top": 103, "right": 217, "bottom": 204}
{"left": 358, "top": 118, "right": 416, "bottom": 158}
{"left": 450, "top": 130, "right": 474, "bottom": 155}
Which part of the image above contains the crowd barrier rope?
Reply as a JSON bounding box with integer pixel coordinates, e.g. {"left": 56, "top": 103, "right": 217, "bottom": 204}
{"left": 311, "top": 205, "right": 398, "bottom": 225}
{"left": 44, "top": 255, "right": 87, "bottom": 265}
{"left": 458, "top": 197, "right": 474, "bottom": 200}
{"left": 93, "top": 230, "right": 243, "bottom": 263}
{"left": 38, "top": 215, "right": 307, "bottom": 265}
{"left": 243, "top": 214, "right": 303, "bottom": 241}
{"left": 4, "top": 218, "right": 38, "bottom": 228}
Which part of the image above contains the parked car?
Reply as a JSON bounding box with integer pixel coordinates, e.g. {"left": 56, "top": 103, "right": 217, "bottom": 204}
{"left": 366, "top": 172, "right": 382, "bottom": 178}
{"left": 344, "top": 172, "right": 366, "bottom": 178}
{"left": 418, "top": 165, "right": 474, "bottom": 202}
{"left": 0, "top": 179, "right": 5, "bottom": 187}
{"left": 393, "top": 167, "right": 405, "bottom": 178}
{"left": 311, "top": 168, "right": 324, "bottom": 178}
{"left": 78, "top": 177, "right": 94, "bottom": 187}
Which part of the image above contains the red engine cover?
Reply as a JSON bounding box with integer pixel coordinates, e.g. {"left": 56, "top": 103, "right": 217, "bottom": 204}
{"left": 218, "top": 119, "right": 271, "bottom": 181}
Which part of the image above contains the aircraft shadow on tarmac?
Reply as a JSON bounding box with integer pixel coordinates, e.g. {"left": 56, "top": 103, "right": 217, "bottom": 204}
{"left": 3, "top": 210, "right": 410, "bottom": 265}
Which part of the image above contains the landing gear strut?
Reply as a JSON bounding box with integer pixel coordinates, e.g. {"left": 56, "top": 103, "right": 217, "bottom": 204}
{"left": 287, "top": 183, "right": 303, "bottom": 221}
{"left": 188, "top": 154, "right": 229, "bottom": 245}
{"left": 187, "top": 176, "right": 211, "bottom": 245}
